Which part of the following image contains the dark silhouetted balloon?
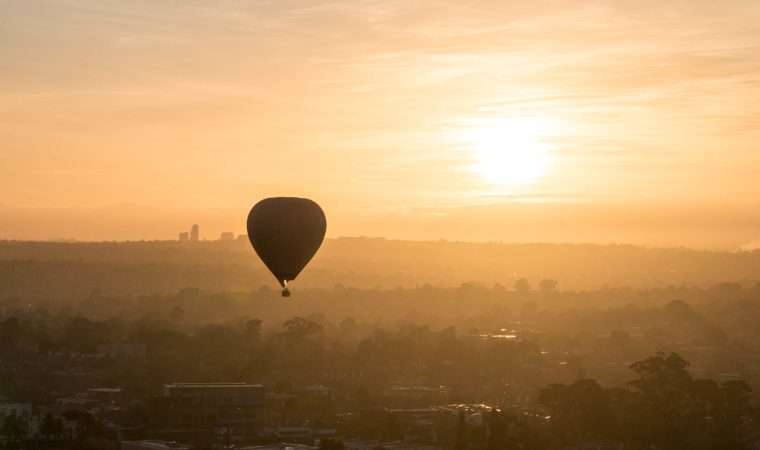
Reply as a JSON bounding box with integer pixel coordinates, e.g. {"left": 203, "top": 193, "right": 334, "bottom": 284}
{"left": 247, "top": 197, "right": 326, "bottom": 297}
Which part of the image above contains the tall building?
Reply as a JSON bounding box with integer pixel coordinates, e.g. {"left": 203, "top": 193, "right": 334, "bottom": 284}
{"left": 220, "top": 232, "right": 234, "bottom": 241}
{"left": 179, "top": 232, "right": 189, "bottom": 241}
{"left": 190, "top": 224, "right": 199, "bottom": 242}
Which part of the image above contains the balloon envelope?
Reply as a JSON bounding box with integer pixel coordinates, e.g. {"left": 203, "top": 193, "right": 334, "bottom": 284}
{"left": 246, "top": 197, "right": 326, "bottom": 289}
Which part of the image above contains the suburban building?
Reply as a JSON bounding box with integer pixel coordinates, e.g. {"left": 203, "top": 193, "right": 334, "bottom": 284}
{"left": 163, "top": 383, "right": 265, "bottom": 433}
{"left": 0, "top": 403, "right": 31, "bottom": 420}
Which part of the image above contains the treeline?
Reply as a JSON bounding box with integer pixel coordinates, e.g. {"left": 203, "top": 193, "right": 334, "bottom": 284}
{"left": 0, "top": 312, "right": 545, "bottom": 398}
{"left": 450, "top": 352, "right": 755, "bottom": 450}
{"left": 1, "top": 295, "right": 759, "bottom": 397}
{"left": 4, "top": 282, "right": 760, "bottom": 388}
{"left": 538, "top": 352, "right": 753, "bottom": 449}
{"left": 4, "top": 238, "right": 760, "bottom": 291}
{"left": 0, "top": 259, "right": 268, "bottom": 301}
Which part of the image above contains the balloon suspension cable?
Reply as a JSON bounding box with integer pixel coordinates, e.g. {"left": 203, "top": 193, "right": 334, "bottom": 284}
{"left": 281, "top": 280, "right": 291, "bottom": 298}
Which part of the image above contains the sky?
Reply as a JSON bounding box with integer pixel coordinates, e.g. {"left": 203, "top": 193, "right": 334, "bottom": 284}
{"left": 1, "top": 0, "right": 760, "bottom": 246}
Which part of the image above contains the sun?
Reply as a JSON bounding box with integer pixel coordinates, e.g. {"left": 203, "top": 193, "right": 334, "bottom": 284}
{"left": 461, "top": 117, "right": 553, "bottom": 185}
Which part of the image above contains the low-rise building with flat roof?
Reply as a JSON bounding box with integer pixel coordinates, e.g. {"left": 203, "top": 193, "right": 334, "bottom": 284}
{"left": 163, "top": 383, "right": 265, "bottom": 434}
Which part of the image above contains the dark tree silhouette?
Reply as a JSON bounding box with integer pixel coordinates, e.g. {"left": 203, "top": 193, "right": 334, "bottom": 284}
{"left": 453, "top": 409, "right": 468, "bottom": 450}
{"left": 487, "top": 409, "right": 508, "bottom": 450}
{"left": 319, "top": 438, "right": 346, "bottom": 450}
{"left": 538, "top": 279, "right": 558, "bottom": 293}
{"left": 513, "top": 278, "right": 530, "bottom": 294}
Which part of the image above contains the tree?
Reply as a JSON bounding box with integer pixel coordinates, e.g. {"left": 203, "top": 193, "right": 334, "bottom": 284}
{"left": 629, "top": 352, "right": 693, "bottom": 412}
{"left": 664, "top": 300, "right": 699, "bottom": 323}
{"left": 721, "top": 380, "right": 752, "bottom": 425}
{"left": 2, "top": 414, "right": 26, "bottom": 445}
{"left": 487, "top": 409, "right": 508, "bottom": 450}
{"left": 40, "top": 413, "right": 56, "bottom": 441}
{"left": 169, "top": 306, "right": 184, "bottom": 322}
{"left": 0, "top": 317, "right": 21, "bottom": 346}
{"left": 628, "top": 352, "right": 698, "bottom": 448}
{"left": 538, "top": 279, "right": 558, "bottom": 293}
{"left": 454, "top": 409, "right": 468, "bottom": 450}
{"left": 61, "top": 317, "right": 109, "bottom": 353}
{"left": 716, "top": 380, "right": 753, "bottom": 449}
{"left": 245, "top": 318, "right": 263, "bottom": 342}
{"left": 539, "top": 379, "right": 613, "bottom": 446}
{"left": 281, "top": 317, "right": 323, "bottom": 341}
{"left": 62, "top": 410, "right": 117, "bottom": 449}
{"left": 513, "top": 279, "right": 530, "bottom": 294}
{"left": 382, "top": 414, "right": 402, "bottom": 441}
{"left": 339, "top": 317, "right": 358, "bottom": 338}
{"left": 609, "top": 330, "right": 632, "bottom": 348}
{"left": 319, "top": 438, "right": 346, "bottom": 450}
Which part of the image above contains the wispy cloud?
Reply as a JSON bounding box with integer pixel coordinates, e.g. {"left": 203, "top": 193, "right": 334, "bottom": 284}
{"left": 1, "top": 0, "right": 760, "bottom": 218}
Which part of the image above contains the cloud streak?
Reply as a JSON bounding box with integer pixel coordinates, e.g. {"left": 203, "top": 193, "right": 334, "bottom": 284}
{"left": 1, "top": 0, "right": 760, "bottom": 229}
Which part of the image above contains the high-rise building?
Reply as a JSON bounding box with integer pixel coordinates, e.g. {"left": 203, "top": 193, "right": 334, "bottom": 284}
{"left": 220, "top": 232, "right": 234, "bottom": 241}
{"left": 190, "top": 224, "right": 199, "bottom": 242}
{"left": 179, "top": 232, "right": 189, "bottom": 241}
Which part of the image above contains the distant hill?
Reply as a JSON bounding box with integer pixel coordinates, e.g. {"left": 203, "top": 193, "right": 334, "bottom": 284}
{"left": 1, "top": 238, "right": 760, "bottom": 301}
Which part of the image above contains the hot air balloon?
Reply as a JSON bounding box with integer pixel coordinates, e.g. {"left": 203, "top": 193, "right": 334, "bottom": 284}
{"left": 246, "top": 197, "right": 326, "bottom": 297}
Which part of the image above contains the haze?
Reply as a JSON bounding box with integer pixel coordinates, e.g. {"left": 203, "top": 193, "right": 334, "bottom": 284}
{"left": 2, "top": 0, "right": 760, "bottom": 247}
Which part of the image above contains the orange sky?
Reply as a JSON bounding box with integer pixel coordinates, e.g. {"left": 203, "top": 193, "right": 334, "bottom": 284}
{"left": 1, "top": 0, "right": 760, "bottom": 246}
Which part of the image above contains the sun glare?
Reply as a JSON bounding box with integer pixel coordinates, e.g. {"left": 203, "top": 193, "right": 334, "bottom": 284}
{"left": 461, "top": 117, "right": 554, "bottom": 185}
